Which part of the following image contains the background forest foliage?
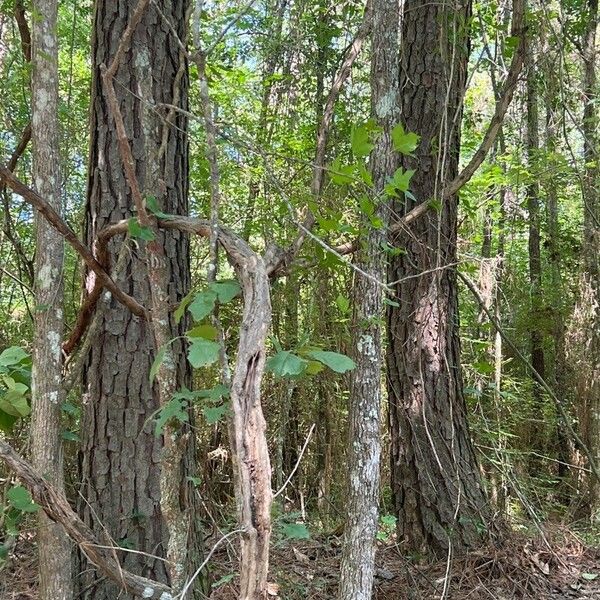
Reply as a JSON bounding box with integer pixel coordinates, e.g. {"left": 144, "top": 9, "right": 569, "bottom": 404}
{"left": 0, "top": 0, "right": 599, "bottom": 598}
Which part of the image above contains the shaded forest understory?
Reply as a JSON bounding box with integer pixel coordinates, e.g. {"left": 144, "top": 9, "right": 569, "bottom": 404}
{"left": 1, "top": 0, "right": 600, "bottom": 598}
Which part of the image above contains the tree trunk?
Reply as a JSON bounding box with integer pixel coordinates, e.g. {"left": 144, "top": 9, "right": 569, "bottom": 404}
{"left": 543, "top": 45, "right": 569, "bottom": 484}
{"left": 337, "top": 0, "right": 398, "bottom": 596}
{"left": 387, "top": 0, "right": 491, "bottom": 555}
{"left": 580, "top": 0, "right": 600, "bottom": 518}
{"left": 78, "top": 1, "right": 198, "bottom": 597}
{"left": 30, "top": 0, "right": 73, "bottom": 596}
{"left": 525, "top": 25, "right": 546, "bottom": 460}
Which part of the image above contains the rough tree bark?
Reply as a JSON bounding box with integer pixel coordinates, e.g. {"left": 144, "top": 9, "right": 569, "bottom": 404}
{"left": 78, "top": 1, "right": 199, "bottom": 597}
{"left": 580, "top": 0, "right": 600, "bottom": 518}
{"left": 30, "top": 0, "right": 73, "bottom": 596}
{"left": 524, "top": 22, "right": 546, "bottom": 459}
{"left": 386, "top": 0, "right": 492, "bottom": 555}
{"left": 337, "top": 0, "right": 398, "bottom": 596}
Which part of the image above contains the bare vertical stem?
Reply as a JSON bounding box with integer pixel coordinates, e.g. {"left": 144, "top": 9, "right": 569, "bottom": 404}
{"left": 30, "top": 0, "right": 73, "bottom": 596}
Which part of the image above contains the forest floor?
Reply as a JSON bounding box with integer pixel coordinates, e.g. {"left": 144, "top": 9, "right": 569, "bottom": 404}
{"left": 3, "top": 526, "right": 600, "bottom": 599}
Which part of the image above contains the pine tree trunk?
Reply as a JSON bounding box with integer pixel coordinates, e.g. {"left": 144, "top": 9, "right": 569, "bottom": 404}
{"left": 78, "top": 1, "right": 199, "bottom": 597}
{"left": 580, "top": 0, "right": 600, "bottom": 518}
{"left": 30, "top": 0, "right": 73, "bottom": 596}
{"left": 337, "top": 0, "right": 398, "bottom": 595}
{"left": 525, "top": 26, "right": 546, "bottom": 461}
{"left": 387, "top": 0, "right": 491, "bottom": 555}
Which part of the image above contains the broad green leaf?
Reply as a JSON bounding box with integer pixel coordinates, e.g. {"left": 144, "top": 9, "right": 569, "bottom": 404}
{"left": 127, "top": 218, "right": 155, "bottom": 241}
{"left": 357, "top": 163, "right": 373, "bottom": 186}
{"left": 0, "top": 392, "right": 30, "bottom": 417}
{"left": 330, "top": 157, "right": 355, "bottom": 186}
{"left": 155, "top": 398, "right": 189, "bottom": 436}
{"left": 203, "top": 403, "right": 230, "bottom": 424}
{"left": 187, "top": 324, "right": 218, "bottom": 340}
{"left": 61, "top": 401, "right": 80, "bottom": 416}
{"left": 174, "top": 289, "right": 195, "bottom": 324}
{"left": 149, "top": 346, "right": 167, "bottom": 383}
{"left": 212, "top": 573, "right": 235, "bottom": 589}
{"left": 62, "top": 430, "right": 80, "bottom": 442}
{"left": 0, "top": 347, "right": 28, "bottom": 368}
{"left": 392, "top": 123, "right": 420, "bottom": 155}
{"left": 281, "top": 522, "right": 310, "bottom": 540}
{"left": 7, "top": 486, "right": 39, "bottom": 513}
{"left": 308, "top": 350, "right": 355, "bottom": 373}
{"left": 358, "top": 195, "right": 375, "bottom": 217}
{"left": 390, "top": 168, "right": 415, "bottom": 193}
{"left": 266, "top": 351, "right": 307, "bottom": 378}
{"left": 146, "top": 196, "right": 172, "bottom": 219}
{"left": 473, "top": 361, "right": 494, "bottom": 375}
{"left": 188, "top": 338, "right": 220, "bottom": 368}
{"left": 383, "top": 297, "right": 400, "bottom": 307}
{"left": 210, "top": 280, "right": 241, "bottom": 303}
{"left": 581, "top": 573, "right": 598, "bottom": 581}
{"left": 187, "top": 476, "right": 202, "bottom": 487}
{"left": 351, "top": 123, "right": 374, "bottom": 157}
{"left": 172, "top": 388, "right": 199, "bottom": 401}
{"left": 188, "top": 290, "right": 218, "bottom": 321}
{"left": 335, "top": 294, "right": 350, "bottom": 314}
{"left": 196, "top": 384, "right": 230, "bottom": 400}
{"left": 0, "top": 410, "right": 17, "bottom": 432}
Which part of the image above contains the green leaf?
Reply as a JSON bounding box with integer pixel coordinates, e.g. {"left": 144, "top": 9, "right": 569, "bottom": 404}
{"left": 0, "top": 347, "right": 28, "bottom": 368}
{"left": 62, "top": 430, "right": 80, "bottom": 442}
{"left": 385, "top": 167, "right": 415, "bottom": 197}
{"left": 149, "top": 346, "right": 167, "bottom": 383}
{"left": 61, "top": 401, "right": 80, "bottom": 416}
{"left": 330, "top": 157, "right": 355, "bottom": 186}
{"left": 155, "top": 398, "right": 189, "bottom": 436}
{"left": 581, "top": 573, "right": 598, "bottom": 581}
{"left": 392, "top": 123, "right": 420, "bottom": 155}
{"left": 127, "top": 218, "right": 155, "bottom": 241}
{"left": 351, "top": 123, "right": 374, "bottom": 157}
{"left": 266, "top": 351, "right": 307, "bottom": 378}
{"left": 0, "top": 410, "right": 18, "bottom": 432}
{"left": 174, "top": 289, "right": 195, "bottom": 324}
{"left": 212, "top": 573, "right": 235, "bottom": 589}
{"left": 188, "top": 338, "right": 220, "bottom": 368}
{"left": 308, "top": 351, "right": 355, "bottom": 373}
{"left": 188, "top": 290, "right": 218, "bottom": 321}
{"left": 195, "top": 384, "right": 230, "bottom": 401}
{"left": 281, "top": 522, "right": 310, "bottom": 540}
{"left": 146, "top": 196, "right": 171, "bottom": 219}
{"left": 336, "top": 294, "right": 350, "bottom": 314}
{"left": 187, "top": 324, "right": 218, "bottom": 340}
{"left": 7, "top": 486, "right": 39, "bottom": 513}
{"left": 210, "top": 280, "right": 241, "bottom": 304}
{"left": 203, "top": 403, "right": 230, "bottom": 424}
{"left": 473, "top": 361, "right": 494, "bottom": 375}
{"left": 187, "top": 476, "right": 202, "bottom": 487}
{"left": 358, "top": 195, "right": 375, "bottom": 217}
{"left": 383, "top": 297, "right": 400, "bottom": 307}
{"left": 0, "top": 392, "right": 30, "bottom": 417}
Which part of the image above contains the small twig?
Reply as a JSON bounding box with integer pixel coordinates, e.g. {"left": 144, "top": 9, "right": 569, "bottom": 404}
{"left": 205, "top": 0, "right": 258, "bottom": 56}
{"left": 273, "top": 423, "right": 315, "bottom": 499}
{"left": 177, "top": 529, "right": 243, "bottom": 599}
